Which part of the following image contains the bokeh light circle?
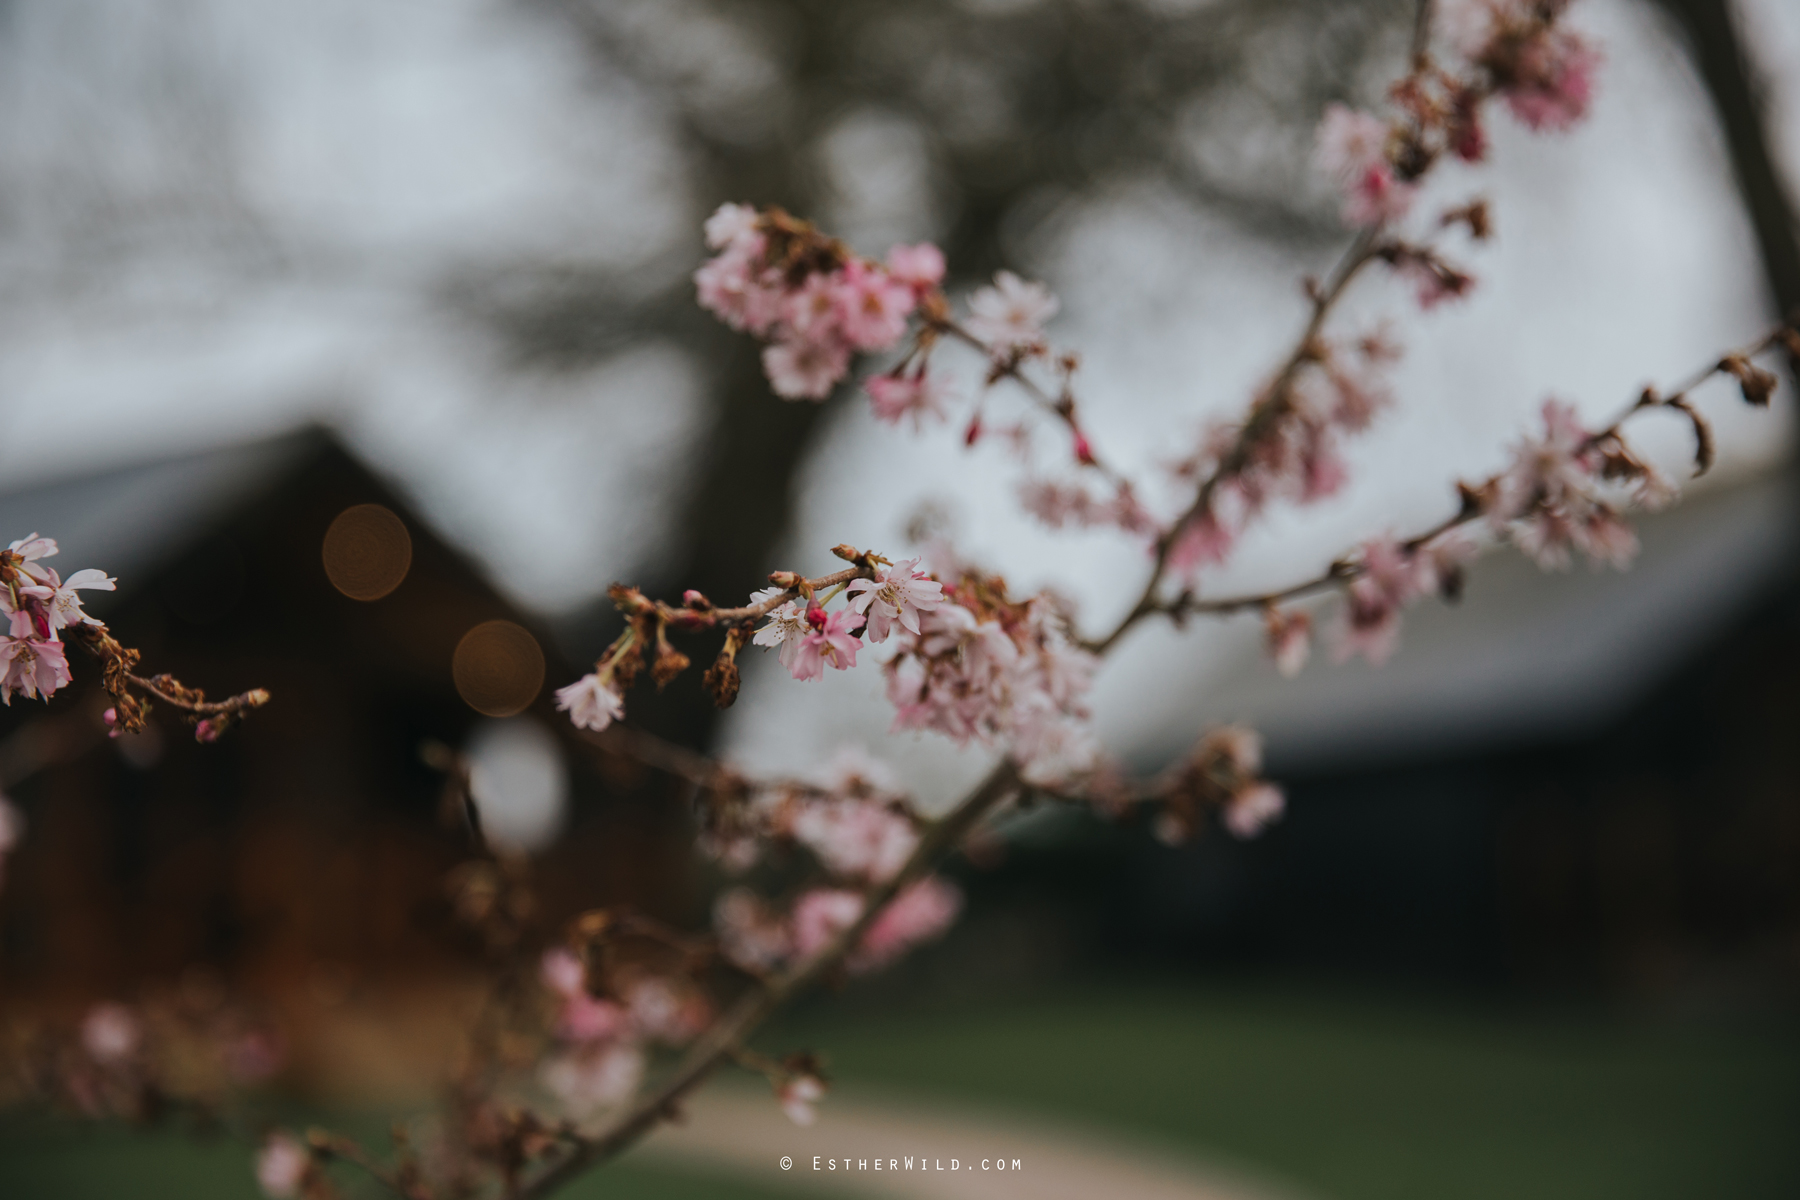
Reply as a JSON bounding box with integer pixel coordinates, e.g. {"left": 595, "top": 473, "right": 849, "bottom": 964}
{"left": 322, "top": 504, "right": 413, "bottom": 601}
{"left": 452, "top": 620, "right": 546, "bottom": 717}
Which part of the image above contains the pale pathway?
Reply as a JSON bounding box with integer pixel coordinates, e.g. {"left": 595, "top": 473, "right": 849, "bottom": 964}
{"left": 640, "top": 1084, "right": 1311, "bottom": 1200}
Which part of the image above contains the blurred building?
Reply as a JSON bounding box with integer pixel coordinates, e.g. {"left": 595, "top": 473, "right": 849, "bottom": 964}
{"left": 960, "top": 472, "right": 1800, "bottom": 1005}
{"left": 0, "top": 431, "right": 702, "bottom": 1023}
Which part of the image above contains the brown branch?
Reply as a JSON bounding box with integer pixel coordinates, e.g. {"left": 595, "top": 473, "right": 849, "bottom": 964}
{"left": 124, "top": 673, "right": 271, "bottom": 717}
{"left": 515, "top": 758, "right": 1022, "bottom": 1200}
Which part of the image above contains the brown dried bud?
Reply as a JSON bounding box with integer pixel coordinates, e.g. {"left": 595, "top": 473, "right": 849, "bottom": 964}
{"left": 704, "top": 627, "right": 751, "bottom": 709}
{"left": 651, "top": 625, "right": 691, "bottom": 690}
{"left": 1442, "top": 199, "right": 1492, "bottom": 241}
{"left": 768, "top": 570, "right": 801, "bottom": 589}
{"left": 1720, "top": 354, "right": 1776, "bottom": 407}
{"left": 703, "top": 658, "right": 740, "bottom": 709}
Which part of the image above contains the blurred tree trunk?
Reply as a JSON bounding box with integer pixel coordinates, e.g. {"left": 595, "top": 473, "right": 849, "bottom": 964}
{"left": 1652, "top": 0, "right": 1800, "bottom": 322}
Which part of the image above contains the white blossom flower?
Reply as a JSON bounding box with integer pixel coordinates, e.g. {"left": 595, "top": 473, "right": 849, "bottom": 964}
{"left": 555, "top": 673, "right": 624, "bottom": 732}
{"left": 966, "top": 271, "right": 1058, "bottom": 351}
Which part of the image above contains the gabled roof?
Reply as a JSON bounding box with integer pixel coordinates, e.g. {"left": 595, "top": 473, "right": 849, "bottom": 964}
{"left": 0, "top": 431, "right": 330, "bottom": 585}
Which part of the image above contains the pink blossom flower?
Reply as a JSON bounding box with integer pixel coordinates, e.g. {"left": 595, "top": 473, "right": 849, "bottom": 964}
{"left": 703, "top": 202, "right": 761, "bottom": 251}
{"left": 850, "top": 877, "right": 961, "bottom": 973}
{"left": 1011, "top": 711, "right": 1101, "bottom": 788}
{"left": 779, "top": 1074, "right": 827, "bottom": 1126}
{"left": 1313, "top": 103, "right": 1390, "bottom": 182}
{"left": 780, "top": 270, "right": 844, "bottom": 342}
{"left": 752, "top": 594, "right": 810, "bottom": 672}
{"left": 714, "top": 888, "right": 793, "bottom": 972}
{"left": 865, "top": 372, "right": 951, "bottom": 429}
{"left": 1264, "top": 608, "right": 1312, "bottom": 678}
{"left": 555, "top": 673, "right": 624, "bottom": 732}
{"left": 1573, "top": 509, "right": 1638, "bottom": 569}
{"left": 6, "top": 533, "right": 59, "bottom": 583}
{"left": 541, "top": 947, "right": 586, "bottom": 999}
{"left": 1314, "top": 104, "right": 1415, "bottom": 227}
{"left": 1296, "top": 430, "right": 1350, "bottom": 502}
{"left": 886, "top": 242, "right": 946, "bottom": 291}
{"left": 1490, "top": 399, "right": 1637, "bottom": 571}
{"left": 835, "top": 260, "right": 916, "bottom": 352}
{"left": 845, "top": 558, "right": 944, "bottom": 644}
{"left": 1334, "top": 536, "right": 1432, "bottom": 665}
{"left": 1504, "top": 28, "right": 1599, "bottom": 132}
{"left": 1494, "top": 399, "right": 1592, "bottom": 521}
{"left": 0, "top": 636, "right": 71, "bottom": 704}
{"left": 624, "top": 977, "right": 706, "bottom": 1045}
{"left": 1342, "top": 164, "right": 1417, "bottom": 227}
{"left": 790, "top": 888, "right": 863, "bottom": 961}
{"left": 763, "top": 337, "right": 852, "bottom": 401}
{"left": 1224, "top": 784, "right": 1286, "bottom": 839}
{"left": 541, "top": 949, "right": 629, "bottom": 1043}
{"left": 1167, "top": 509, "right": 1234, "bottom": 579}
{"left": 255, "top": 1133, "right": 310, "bottom": 1199}
{"left": 792, "top": 799, "right": 917, "bottom": 883}
{"left": 81, "top": 1003, "right": 139, "bottom": 1064}
{"left": 786, "top": 607, "right": 865, "bottom": 681}
{"left": 967, "top": 271, "right": 1059, "bottom": 352}
{"left": 539, "top": 1044, "right": 645, "bottom": 1117}
{"left": 30, "top": 566, "right": 115, "bottom": 633}
{"left": 694, "top": 240, "right": 782, "bottom": 336}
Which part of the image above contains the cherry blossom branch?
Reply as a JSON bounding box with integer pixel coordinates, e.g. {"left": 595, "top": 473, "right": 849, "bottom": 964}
{"left": 1132, "top": 324, "right": 1794, "bottom": 625}
{"left": 62, "top": 624, "right": 271, "bottom": 742}
{"left": 1086, "top": 229, "right": 1385, "bottom": 654}
{"left": 516, "top": 759, "right": 1022, "bottom": 1200}
{"left": 123, "top": 673, "right": 271, "bottom": 719}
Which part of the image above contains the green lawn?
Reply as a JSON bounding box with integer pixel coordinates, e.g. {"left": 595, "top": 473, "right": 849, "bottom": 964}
{"left": 4, "top": 979, "right": 1796, "bottom": 1199}
{"left": 0, "top": 1113, "right": 814, "bottom": 1200}
{"left": 769, "top": 978, "right": 1800, "bottom": 1200}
